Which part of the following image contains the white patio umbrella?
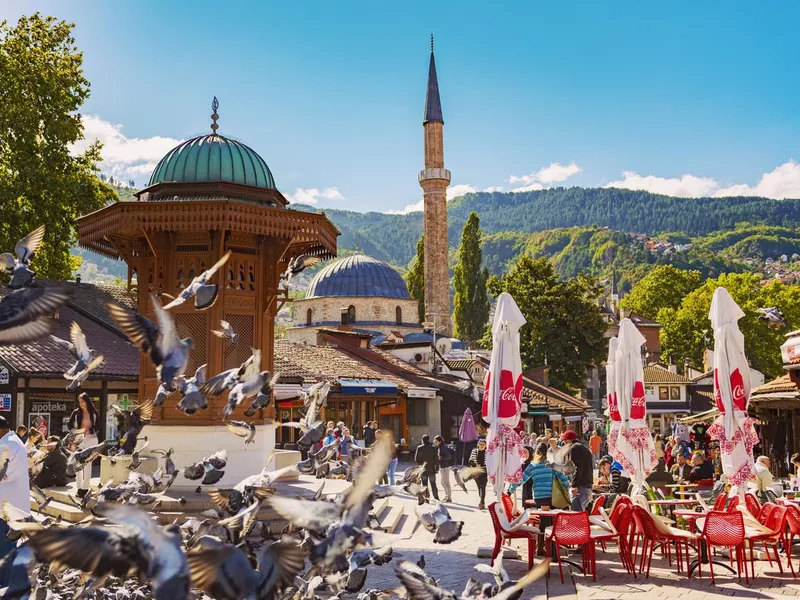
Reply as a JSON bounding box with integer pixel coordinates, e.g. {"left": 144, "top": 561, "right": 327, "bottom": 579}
{"left": 615, "top": 318, "right": 658, "bottom": 495}
{"left": 707, "top": 287, "right": 758, "bottom": 498}
{"left": 482, "top": 292, "right": 528, "bottom": 502}
{"left": 606, "top": 337, "right": 622, "bottom": 461}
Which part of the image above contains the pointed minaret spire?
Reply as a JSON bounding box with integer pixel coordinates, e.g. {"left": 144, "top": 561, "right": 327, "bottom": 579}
{"left": 424, "top": 35, "right": 443, "bottom": 124}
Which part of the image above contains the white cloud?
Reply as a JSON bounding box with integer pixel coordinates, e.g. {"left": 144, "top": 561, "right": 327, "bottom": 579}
{"left": 605, "top": 161, "right": 800, "bottom": 199}
{"left": 509, "top": 182, "right": 545, "bottom": 193}
{"left": 604, "top": 171, "right": 718, "bottom": 198}
{"left": 446, "top": 183, "right": 477, "bottom": 200}
{"left": 71, "top": 115, "right": 182, "bottom": 185}
{"left": 386, "top": 200, "right": 424, "bottom": 215}
{"left": 485, "top": 186, "right": 505, "bottom": 193}
{"left": 509, "top": 161, "right": 582, "bottom": 186}
{"left": 285, "top": 187, "right": 345, "bottom": 206}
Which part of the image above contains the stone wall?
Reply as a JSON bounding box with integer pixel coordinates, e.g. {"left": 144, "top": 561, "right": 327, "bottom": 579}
{"left": 289, "top": 295, "right": 421, "bottom": 336}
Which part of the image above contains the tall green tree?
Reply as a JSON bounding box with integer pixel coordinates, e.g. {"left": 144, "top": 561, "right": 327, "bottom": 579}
{"left": 659, "top": 273, "right": 800, "bottom": 378}
{"left": 620, "top": 265, "right": 703, "bottom": 320}
{"left": 0, "top": 14, "right": 114, "bottom": 280}
{"left": 482, "top": 255, "right": 607, "bottom": 392}
{"left": 405, "top": 234, "right": 425, "bottom": 323}
{"left": 452, "top": 211, "right": 489, "bottom": 345}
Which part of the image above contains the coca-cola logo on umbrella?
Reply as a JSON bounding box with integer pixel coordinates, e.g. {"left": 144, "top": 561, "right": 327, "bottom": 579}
{"left": 713, "top": 369, "right": 724, "bottom": 413}
{"left": 730, "top": 368, "right": 746, "bottom": 411}
{"left": 497, "top": 369, "right": 523, "bottom": 419}
{"left": 608, "top": 392, "right": 621, "bottom": 421}
{"left": 630, "top": 380, "right": 646, "bottom": 419}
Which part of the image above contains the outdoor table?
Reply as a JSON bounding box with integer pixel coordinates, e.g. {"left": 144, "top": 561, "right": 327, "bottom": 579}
{"left": 648, "top": 498, "right": 698, "bottom": 520}
{"left": 523, "top": 504, "right": 582, "bottom": 568}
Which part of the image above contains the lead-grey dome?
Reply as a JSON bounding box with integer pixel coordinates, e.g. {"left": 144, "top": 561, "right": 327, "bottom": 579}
{"left": 306, "top": 255, "right": 410, "bottom": 299}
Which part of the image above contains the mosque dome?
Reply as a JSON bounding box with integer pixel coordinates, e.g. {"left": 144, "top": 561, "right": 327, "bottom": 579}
{"left": 148, "top": 133, "right": 276, "bottom": 189}
{"left": 306, "top": 255, "right": 410, "bottom": 299}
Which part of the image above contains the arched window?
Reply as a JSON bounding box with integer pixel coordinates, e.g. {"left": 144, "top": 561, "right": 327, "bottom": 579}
{"left": 348, "top": 305, "right": 356, "bottom": 324}
{"left": 395, "top": 306, "right": 402, "bottom": 325}
{"left": 306, "top": 308, "right": 313, "bottom": 326}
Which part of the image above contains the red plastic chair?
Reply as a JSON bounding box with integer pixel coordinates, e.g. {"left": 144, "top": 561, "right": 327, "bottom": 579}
{"left": 590, "top": 495, "right": 606, "bottom": 516}
{"left": 748, "top": 505, "right": 789, "bottom": 578}
{"left": 745, "top": 492, "right": 762, "bottom": 518}
{"left": 594, "top": 504, "right": 636, "bottom": 575}
{"left": 702, "top": 510, "right": 748, "bottom": 584}
{"left": 712, "top": 494, "right": 727, "bottom": 511}
{"left": 631, "top": 506, "right": 680, "bottom": 577}
{"left": 725, "top": 496, "right": 739, "bottom": 512}
{"left": 488, "top": 502, "right": 537, "bottom": 569}
{"left": 501, "top": 493, "right": 515, "bottom": 520}
{"left": 545, "top": 511, "right": 595, "bottom": 583}
{"left": 694, "top": 478, "right": 715, "bottom": 489}
{"left": 785, "top": 504, "right": 800, "bottom": 576}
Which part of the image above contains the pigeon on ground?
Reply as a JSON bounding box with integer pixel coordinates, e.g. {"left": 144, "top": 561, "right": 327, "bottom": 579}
{"left": 226, "top": 420, "right": 257, "bottom": 446}
{"left": 108, "top": 294, "right": 192, "bottom": 393}
{"left": 28, "top": 504, "right": 190, "bottom": 600}
{"left": 50, "top": 321, "right": 104, "bottom": 391}
{"left": 0, "top": 224, "right": 45, "bottom": 289}
{"left": 414, "top": 498, "right": 464, "bottom": 544}
{"left": 212, "top": 319, "right": 239, "bottom": 344}
{"left": 162, "top": 250, "right": 231, "bottom": 310}
{"left": 281, "top": 254, "right": 322, "bottom": 283}
{"left": 758, "top": 306, "right": 786, "bottom": 325}
{"left": 0, "top": 285, "right": 73, "bottom": 345}
{"left": 175, "top": 363, "right": 209, "bottom": 415}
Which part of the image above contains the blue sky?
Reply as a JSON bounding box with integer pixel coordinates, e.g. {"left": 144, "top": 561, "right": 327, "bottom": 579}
{"left": 4, "top": 1, "right": 800, "bottom": 211}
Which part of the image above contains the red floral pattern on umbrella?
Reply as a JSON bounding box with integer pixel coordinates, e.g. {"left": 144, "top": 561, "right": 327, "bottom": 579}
{"left": 486, "top": 424, "right": 528, "bottom": 485}
{"left": 708, "top": 287, "right": 757, "bottom": 493}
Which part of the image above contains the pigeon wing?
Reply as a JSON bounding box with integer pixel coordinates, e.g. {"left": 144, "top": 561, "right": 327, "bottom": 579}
{"left": 345, "top": 436, "right": 391, "bottom": 511}
{"left": 395, "top": 561, "right": 451, "bottom": 600}
{"left": 201, "top": 250, "right": 232, "bottom": 282}
{"left": 107, "top": 302, "right": 159, "bottom": 356}
{"left": 0, "top": 253, "right": 15, "bottom": 274}
{"left": 15, "top": 225, "right": 46, "bottom": 263}
{"left": 27, "top": 526, "right": 132, "bottom": 578}
{"left": 267, "top": 496, "right": 343, "bottom": 532}
{"left": 202, "top": 368, "right": 240, "bottom": 396}
{"left": 0, "top": 287, "right": 72, "bottom": 345}
{"left": 69, "top": 321, "right": 92, "bottom": 362}
{"left": 256, "top": 535, "right": 306, "bottom": 595}
{"left": 150, "top": 294, "right": 179, "bottom": 357}
{"left": 194, "top": 363, "right": 208, "bottom": 385}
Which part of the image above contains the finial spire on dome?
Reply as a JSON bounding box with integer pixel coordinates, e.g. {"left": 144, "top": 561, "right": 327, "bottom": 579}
{"left": 211, "top": 96, "right": 220, "bottom": 133}
{"left": 431, "top": 34, "right": 434, "bottom": 52}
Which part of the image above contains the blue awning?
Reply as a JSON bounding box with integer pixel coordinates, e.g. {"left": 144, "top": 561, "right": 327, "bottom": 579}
{"left": 337, "top": 379, "right": 398, "bottom": 395}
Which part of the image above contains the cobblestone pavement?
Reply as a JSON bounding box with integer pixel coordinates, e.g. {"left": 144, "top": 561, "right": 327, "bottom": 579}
{"left": 358, "top": 464, "right": 800, "bottom": 599}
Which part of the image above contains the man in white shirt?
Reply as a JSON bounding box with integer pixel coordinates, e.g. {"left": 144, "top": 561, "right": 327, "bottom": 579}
{"left": 753, "top": 455, "right": 774, "bottom": 498}
{"left": 0, "top": 415, "right": 30, "bottom": 558}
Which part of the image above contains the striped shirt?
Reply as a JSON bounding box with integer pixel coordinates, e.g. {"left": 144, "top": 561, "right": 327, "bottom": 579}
{"left": 509, "top": 462, "right": 569, "bottom": 501}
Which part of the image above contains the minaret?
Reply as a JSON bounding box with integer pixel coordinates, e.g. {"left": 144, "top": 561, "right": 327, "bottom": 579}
{"left": 419, "top": 35, "right": 452, "bottom": 335}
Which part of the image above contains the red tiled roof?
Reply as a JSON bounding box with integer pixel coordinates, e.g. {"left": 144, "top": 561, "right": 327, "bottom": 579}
{"left": 752, "top": 374, "right": 798, "bottom": 396}
{"left": 0, "top": 282, "right": 139, "bottom": 379}
{"left": 643, "top": 364, "right": 692, "bottom": 384}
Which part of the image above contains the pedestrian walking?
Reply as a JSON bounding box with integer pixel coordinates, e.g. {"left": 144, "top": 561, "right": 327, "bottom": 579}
{"left": 363, "top": 421, "right": 376, "bottom": 447}
{"left": 589, "top": 430, "right": 602, "bottom": 466}
{"left": 0, "top": 415, "right": 29, "bottom": 559}
{"left": 469, "top": 439, "right": 489, "bottom": 510}
{"left": 68, "top": 393, "right": 100, "bottom": 498}
{"left": 434, "top": 435, "right": 453, "bottom": 502}
{"left": 561, "top": 430, "right": 593, "bottom": 511}
{"left": 414, "top": 434, "right": 439, "bottom": 500}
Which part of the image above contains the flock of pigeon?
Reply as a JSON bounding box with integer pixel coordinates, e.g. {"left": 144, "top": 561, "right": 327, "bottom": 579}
{"left": 0, "top": 226, "right": 548, "bottom": 599}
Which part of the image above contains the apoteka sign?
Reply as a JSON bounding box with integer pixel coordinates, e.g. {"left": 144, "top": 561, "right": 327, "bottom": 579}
{"left": 30, "top": 400, "right": 72, "bottom": 413}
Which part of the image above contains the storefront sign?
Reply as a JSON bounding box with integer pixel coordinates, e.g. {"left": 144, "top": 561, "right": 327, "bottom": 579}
{"left": 0, "top": 367, "right": 8, "bottom": 385}
{"left": 565, "top": 415, "right": 582, "bottom": 422}
{"left": 548, "top": 413, "right": 562, "bottom": 421}
{"left": 28, "top": 398, "right": 74, "bottom": 437}
{"left": 30, "top": 401, "right": 72, "bottom": 413}
{"left": 0, "top": 393, "right": 10, "bottom": 411}
{"left": 408, "top": 387, "right": 437, "bottom": 399}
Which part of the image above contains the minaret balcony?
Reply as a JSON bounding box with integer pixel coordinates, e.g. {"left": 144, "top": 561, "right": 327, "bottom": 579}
{"left": 418, "top": 168, "right": 451, "bottom": 183}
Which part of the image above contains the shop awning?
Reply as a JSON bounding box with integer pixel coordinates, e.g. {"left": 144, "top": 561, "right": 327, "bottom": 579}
{"left": 337, "top": 379, "right": 398, "bottom": 395}
{"left": 527, "top": 409, "right": 549, "bottom": 416}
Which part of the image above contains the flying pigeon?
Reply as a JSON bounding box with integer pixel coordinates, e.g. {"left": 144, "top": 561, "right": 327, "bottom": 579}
{"left": 175, "top": 363, "right": 209, "bottom": 415}
{"left": 0, "top": 285, "right": 73, "bottom": 345}
{"left": 109, "top": 294, "right": 192, "bottom": 392}
{"left": 28, "top": 504, "right": 190, "bottom": 600}
{"left": 202, "top": 349, "right": 279, "bottom": 417}
{"left": 758, "top": 306, "right": 786, "bottom": 325}
{"left": 414, "top": 498, "right": 464, "bottom": 544}
{"left": 162, "top": 250, "right": 231, "bottom": 310}
{"left": 281, "top": 254, "right": 322, "bottom": 283}
{"left": 50, "top": 321, "right": 104, "bottom": 391}
{"left": 0, "top": 225, "right": 45, "bottom": 289}
{"left": 212, "top": 319, "right": 239, "bottom": 344}
{"left": 226, "top": 420, "right": 257, "bottom": 445}
{"left": 183, "top": 449, "right": 228, "bottom": 484}
{"left": 112, "top": 399, "right": 153, "bottom": 455}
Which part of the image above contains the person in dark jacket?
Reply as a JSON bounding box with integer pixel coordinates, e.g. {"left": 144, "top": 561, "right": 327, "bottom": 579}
{"left": 562, "top": 430, "right": 593, "bottom": 511}
{"left": 687, "top": 451, "right": 714, "bottom": 483}
{"left": 520, "top": 446, "right": 535, "bottom": 505}
{"left": 34, "top": 436, "right": 69, "bottom": 489}
{"left": 435, "top": 435, "right": 453, "bottom": 502}
{"left": 469, "top": 439, "right": 488, "bottom": 510}
{"left": 68, "top": 393, "right": 101, "bottom": 497}
{"left": 363, "top": 422, "right": 376, "bottom": 447}
{"left": 414, "top": 434, "right": 439, "bottom": 500}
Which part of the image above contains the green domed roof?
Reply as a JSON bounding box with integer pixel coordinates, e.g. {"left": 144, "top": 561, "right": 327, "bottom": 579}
{"left": 148, "top": 134, "right": 276, "bottom": 189}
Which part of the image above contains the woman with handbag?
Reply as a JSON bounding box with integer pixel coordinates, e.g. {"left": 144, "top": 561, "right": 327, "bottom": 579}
{"left": 507, "top": 443, "right": 570, "bottom": 509}
{"left": 67, "top": 393, "right": 101, "bottom": 498}
{"left": 468, "top": 439, "right": 489, "bottom": 510}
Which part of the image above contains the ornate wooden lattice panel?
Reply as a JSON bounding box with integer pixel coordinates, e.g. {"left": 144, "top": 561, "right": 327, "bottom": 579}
{"left": 226, "top": 254, "right": 257, "bottom": 294}
{"left": 223, "top": 313, "right": 255, "bottom": 370}
{"left": 175, "top": 256, "right": 209, "bottom": 290}
{"left": 175, "top": 312, "right": 208, "bottom": 377}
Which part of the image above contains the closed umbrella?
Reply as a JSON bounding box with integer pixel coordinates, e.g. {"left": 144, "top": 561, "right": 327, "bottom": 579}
{"left": 707, "top": 287, "right": 758, "bottom": 497}
{"left": 482, "top": 292, "right": 528, "bottom": 501}
{"left": 615, "top": 318, "right": 658, "bottom": 495}
{"left": 459, "top": 407, "right": 479, "bottom": 443}
{"left": 606, "top": 336, "right": 622, "bottom": 462}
